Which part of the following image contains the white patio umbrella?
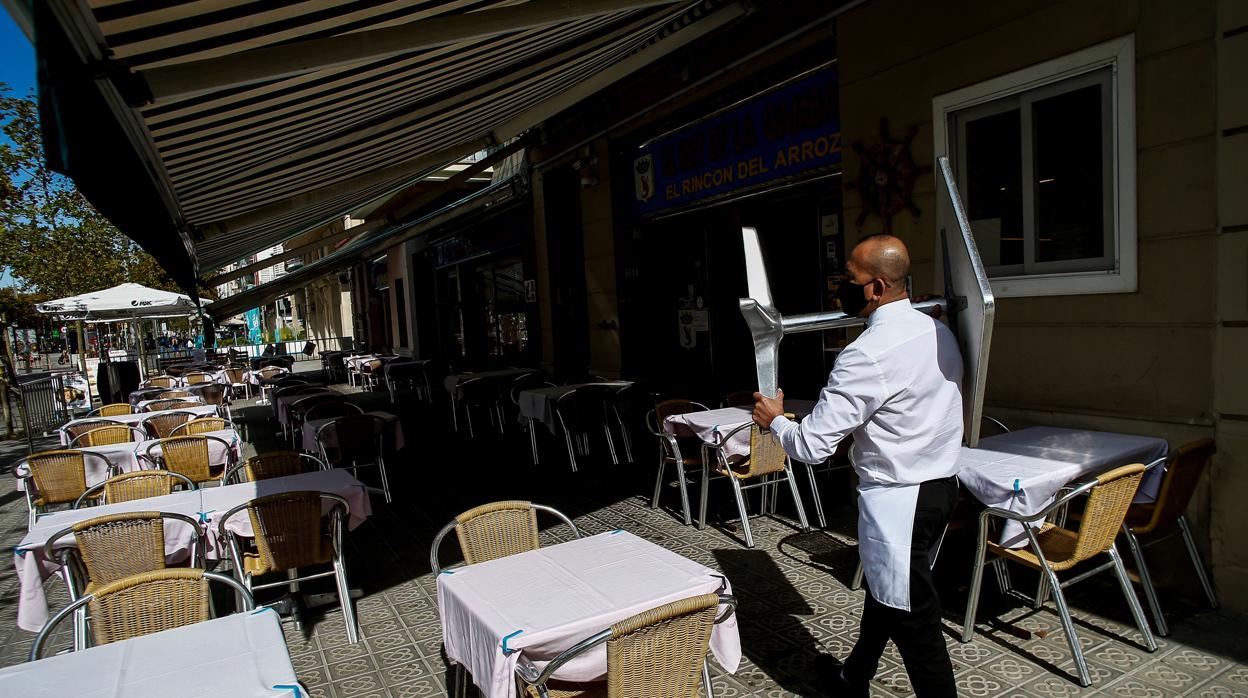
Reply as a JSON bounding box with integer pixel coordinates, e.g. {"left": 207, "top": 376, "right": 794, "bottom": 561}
{"left": 36, "top": 282, "right": 203, "bottom": 321}
{"left": 38, "top": 283, "right": 209, "bottom": 381}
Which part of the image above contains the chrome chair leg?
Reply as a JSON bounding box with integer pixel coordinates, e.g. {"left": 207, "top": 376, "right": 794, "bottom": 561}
{"left": 851, "top": 560, "right": 865, "bottom": 591}
{"left": 961, "top": 516, "right": 991, "bottom": 642}
{"left": 702, "top": 661, "right": 716, "bottom": 698}
{"left": 333, "top": 557, "right": 360, "bottom": 644}
{"left": 806, "top": 461, "right": 827, "bottom": 529}
{"left": 651, "top": 455, "right": 666, "bottom": 509}
{"left": 675, "top": 461, "right": 693, "bottom": 526}
{"left": 1042, "top": 560, "right": 1092, "bottom": 687}
{"left": 528, "top": 418, "right": 540, "bottom": 465}
{"left": 1109, "top": 545, "right": 1157, "bottom": 653}
{"left": 729, "top": 476, "right": 754, "bottom": 548}
{"left": 784, "top": 470, "right": 811, "bottom": 531}
{"left": 1122, "top": 525, "right": 1168, "bottom": 636}
{"left": 1179, "top": 516, "right": 1220, "bottom": 608}
{"left": 697, "top": 450, "right": 711, "bottom": 530}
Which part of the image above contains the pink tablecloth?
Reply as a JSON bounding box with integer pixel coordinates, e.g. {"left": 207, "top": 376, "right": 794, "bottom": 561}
{"left": 662, "top": 400, "right": 817, "bottom": 460}
{"left": 437, "top": 530, "right": 740, "bottom": 698}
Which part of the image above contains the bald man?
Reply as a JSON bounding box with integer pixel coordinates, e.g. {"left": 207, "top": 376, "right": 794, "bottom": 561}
{"left": 753, "top": 234, "right": 962, "bottom": 697}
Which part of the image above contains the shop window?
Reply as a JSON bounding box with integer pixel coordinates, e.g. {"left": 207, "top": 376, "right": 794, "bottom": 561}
{"left": 933, "top": 36, "right": 1136, "bottom": 297}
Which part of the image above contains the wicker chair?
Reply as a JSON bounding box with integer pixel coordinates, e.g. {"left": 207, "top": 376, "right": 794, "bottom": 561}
{"left": 182, "top": 371, "right": 214, "bottom": 385}
{"left": 430, "top": 501, "right": 581, "bottom": 574}
{"left": 256, "top": 366, "right": 289, "bottom": 405}
{"left": 143, "top": 376, "right": 177, "bottom": 389}
{"left": 44, "top": 511, "right": 204, "bottom": 599}
{"left": 287, "top": 393, "right": 342, "bottom": 447}
{"left": 63, "top": 418, "right": 126, "bottom": 444}
{"left": 146, "top": 435, "right": 235, "bottom": 485}
{"left": 170, "top": 416, "right": 233, "bottom": 436}
{"left": 222, "top": 451, "right": 326, "bottom": 484}
{"left": 553, "top": 385, "right": 621, "bottom": 471}
{"left": 31, "top": 569, "right": 253, "bottom": 658}
{"left": 1119, "top": 439, "right": 1219, "bottom": 636}
{"left": 69, "top": 424, "right": 148, "bottom": 447}
{"left": 224, "top": 366, "right": 251, "bottom": 400}
{"left": 961, "top": 463, "right": 1156, "bottom": 687}
{"left": 514, "top": 594, "right": 737, "bottom": 698}
{"left": 143, "top": 398, "right": 197, "bottom": 413}
{"left": 217, "top": 491, "right": 359, "bottom": 644}
{"left": 141, "top": 410, "right": 198, "bottom": 439}
{"left": 697, "top": 423, "right": 811, "bottom": 548}
{"left": 75, "top": 470, "right": 197, "bottom": 507}
{"left": 360, "top": 358, "right": 384, "bottom": 391}
{"left": 21, "top": 450, "right": 118, "bottom": 528}
{"left": 196, "top": 384, "right": 230, "bottom": 420}
{"left": 646, "top": 400, "right": 710, "bottom": 526}
{"left": 88, "top": 403, "right": 134, "bottom": 417}
{"left": 313, "top": 414, "right": 392, "bottom": 503}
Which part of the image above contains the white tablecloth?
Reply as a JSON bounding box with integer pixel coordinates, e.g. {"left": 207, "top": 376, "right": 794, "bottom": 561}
{"left": 59, "top": 405, "right": 219, "bottom": 445}
{"left": 13, "top": 469, "right": 371, "bottom": 632}
{"left": 0, "top": 609, "right": 299, "bottom": 697}
{"left": 438, "top": 530, "right": 740, "bottom": 698}
{"left": 662, "top": 400, "right": 817, "bottom": 460}
{"left": 959, "top": 426, "right": 1169, "bottom": 547}
{"left": 14, "top": 489, "right": 204, "bottom": 632}
{"left": 517, "top": 382, "right": 633, "bottom": 432}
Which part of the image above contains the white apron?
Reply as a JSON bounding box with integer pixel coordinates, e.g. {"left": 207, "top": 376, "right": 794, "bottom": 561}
{"left": 857, "top": 481, "right": 921, "bottom": 611}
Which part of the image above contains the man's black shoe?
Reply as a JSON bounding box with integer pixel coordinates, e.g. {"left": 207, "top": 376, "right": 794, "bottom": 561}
{"left": 816, "top": 655, "right": 868, "bottom": 698}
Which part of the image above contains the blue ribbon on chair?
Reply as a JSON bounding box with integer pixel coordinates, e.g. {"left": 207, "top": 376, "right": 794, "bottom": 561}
{"left": 273, "top": 684, "right": 302, "bottom": 697}
{"left": 1012, "top": 479, "right": 1021, "bottom": 495}
{"left": 501, "top": 629, "right": 524, "bottom": 654}
{"left": 198, "top": 510, "right": 215, "bottom": 523}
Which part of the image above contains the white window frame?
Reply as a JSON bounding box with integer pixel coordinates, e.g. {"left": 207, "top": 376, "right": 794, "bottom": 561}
{"left": 933, "top": 35, "right": 1136, "bottom": 297}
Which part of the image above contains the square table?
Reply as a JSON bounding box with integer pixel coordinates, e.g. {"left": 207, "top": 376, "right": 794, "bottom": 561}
{"left": 13, "top": 469, "right": 372, "bottom": 632}
{"left": 0, "top": 609, "right": 299, "bottom": 697}
{"left": 958, "top": 426, "right": 1169, "bottom": 547}
{"left": 438, "top": 530, "right": 740, "bottom": 698}
{"left": 662, "top": 400, "right": 818, "bottom": 461}
{"left": 517, "top": 382, "right": 633, "bottom": 434}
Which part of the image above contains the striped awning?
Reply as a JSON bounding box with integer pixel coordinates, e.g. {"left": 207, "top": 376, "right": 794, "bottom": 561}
{"left": 26, "top": 0, "right": 747, "bottom": 296}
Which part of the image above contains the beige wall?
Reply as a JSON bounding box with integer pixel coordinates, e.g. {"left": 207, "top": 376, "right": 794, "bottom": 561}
{"left": 839, "top": 0, "right": 1248, "bottom": 606}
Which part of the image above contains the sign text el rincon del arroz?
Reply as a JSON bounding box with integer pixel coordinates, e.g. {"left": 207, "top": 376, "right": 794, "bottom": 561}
{"left": 633, "top": 65, "right": 840, "bottom": 215}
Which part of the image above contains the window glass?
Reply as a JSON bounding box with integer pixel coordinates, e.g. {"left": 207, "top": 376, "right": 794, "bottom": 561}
{"left": 964, "top": 108, "right": 1023, "bottom": 268}
{"left": 1031, "top": 84, "right": 1108, "bottom": 266}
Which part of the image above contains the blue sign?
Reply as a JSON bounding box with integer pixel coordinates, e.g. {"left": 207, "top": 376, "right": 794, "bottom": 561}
{"left": 245, "top": 308, "right": 263, "bottom": 344}
{"left": 632, "top": 65, "right": 840, "bottom": 215}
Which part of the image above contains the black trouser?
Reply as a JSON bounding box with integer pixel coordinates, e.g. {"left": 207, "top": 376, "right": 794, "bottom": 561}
{"left": 845, "top": 475, "right": 959, "bottom": 698}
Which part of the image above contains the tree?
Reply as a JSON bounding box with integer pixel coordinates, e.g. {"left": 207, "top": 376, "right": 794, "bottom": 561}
{"left": 0, "top": 83, "right": 177, "bottom": 299}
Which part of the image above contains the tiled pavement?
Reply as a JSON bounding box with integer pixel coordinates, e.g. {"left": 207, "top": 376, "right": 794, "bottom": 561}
{"left": 1, "top": 382, "right": 1245, "bottom": 697}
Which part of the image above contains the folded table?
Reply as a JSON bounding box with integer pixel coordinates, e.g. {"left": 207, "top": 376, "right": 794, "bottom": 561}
{"left": 0, "top": 608, "right": 299, "bottom": 697}
{"left": 438, "top": 530, "right": 741, "bottom": 698}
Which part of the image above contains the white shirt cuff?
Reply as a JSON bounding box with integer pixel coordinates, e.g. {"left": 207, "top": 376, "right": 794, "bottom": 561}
{"left": 769, "top": 414, "right": 794, "bottom": 435}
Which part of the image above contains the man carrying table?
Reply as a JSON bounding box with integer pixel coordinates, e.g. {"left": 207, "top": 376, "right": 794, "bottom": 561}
{"left": 752, "top": 234, "right": 962, "bottom": 698}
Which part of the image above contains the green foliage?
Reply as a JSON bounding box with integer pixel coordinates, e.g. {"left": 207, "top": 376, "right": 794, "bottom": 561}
{"left": 0, "top": 287, "right": 47, "bottom": 328}
{"left": 0, "top": 84, "right": 178, "bottom": 299}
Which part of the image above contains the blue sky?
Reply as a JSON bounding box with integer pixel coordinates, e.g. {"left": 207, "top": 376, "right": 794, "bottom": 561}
{"left": 0, "top": 10, "right": 34, "bottom": 97}
{"left": 1, "top": 11, "right": 35, "bottom": 288}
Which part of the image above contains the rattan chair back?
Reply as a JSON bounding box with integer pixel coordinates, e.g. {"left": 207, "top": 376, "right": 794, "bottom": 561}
{"left": 316, "top": 414, "right": 384, "bottom": 466}
{"left": 736, "top": 425, "right": 789, "bottom": 479}
{"left": 1135, "top": 438, "right": 1213, "bottom": 536}
{"left": 93, "top": 403, "right": 134, "bottom": 417}
{"left": 157, "top": 390, "right": 193, "bottom": 399}
{"left": 246, "top": 491, "right": 335, "bottom": 574}
{"left": 80, "top": 425, "right": 141, "bottom": 446}
{"left": 143, "top": 411, "right": 195, "bottom": 439}
{"left": 154, "top": 436, "right": 214, "bottom": 483}
{"left": 257, "top": 366, "right": 287, "bottom": 381}
{"left": 27, "top": 451, "right": 89, "bottom": 506}
{"left": 103, "top": 471, "right": 182, "bottom": 503}
{"left": 64, "top": 419, "right": 122, "bottom": 442}
{"left": 1065, "top": 463, "right": 1146, "bottom": 565}
{"left": 171, "top": 417, "right": 228, "bottom": 436}
{"left": 144, "top": 398, "right": 192, "bottom": 412}
{"left": 146, "top": 376, "right": 176, "bottom": 389}
{"left": 182, "top": 371, "right": 213, "bottom": 385}
{"left": 224, "top": 367, "right": 248, "bottom": 385}
{"left": 454, "top": 500, "right": 541, "bottom": 565}
{"left": 244, "top": 451, "right": 313, "bottom": 481}
{"left": 72, "top": 512, "right": 168, "bottom": 589}
{"left": 88, "top": 569, "right": 212, "bottom": 645}
{"left": 605, "top": 593, "right": 720, "bottom": 698}
{"left": 197, "top": 384, "right": 228, "bottom": 405}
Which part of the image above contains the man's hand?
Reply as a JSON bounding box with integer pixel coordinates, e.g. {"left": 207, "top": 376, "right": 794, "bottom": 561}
{"left": 752, "top": 388, "right": 785, "bottom": 429}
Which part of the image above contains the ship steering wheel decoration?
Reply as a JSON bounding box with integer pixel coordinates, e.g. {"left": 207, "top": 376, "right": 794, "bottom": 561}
{"left": 848, "top": 118, "right": 929, "bottom": 233}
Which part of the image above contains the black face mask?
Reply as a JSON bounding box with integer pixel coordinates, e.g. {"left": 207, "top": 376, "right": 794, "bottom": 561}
{"left": 836, "top": 278, "right": 870, "bottom": 318}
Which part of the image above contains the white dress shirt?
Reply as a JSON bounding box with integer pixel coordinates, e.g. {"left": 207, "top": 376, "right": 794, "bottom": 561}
{"left": 770, "top": 299, "right": 964, "bottom": 483}
{"left": 769, "top": 299, "right": 964, "bottom": 610}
